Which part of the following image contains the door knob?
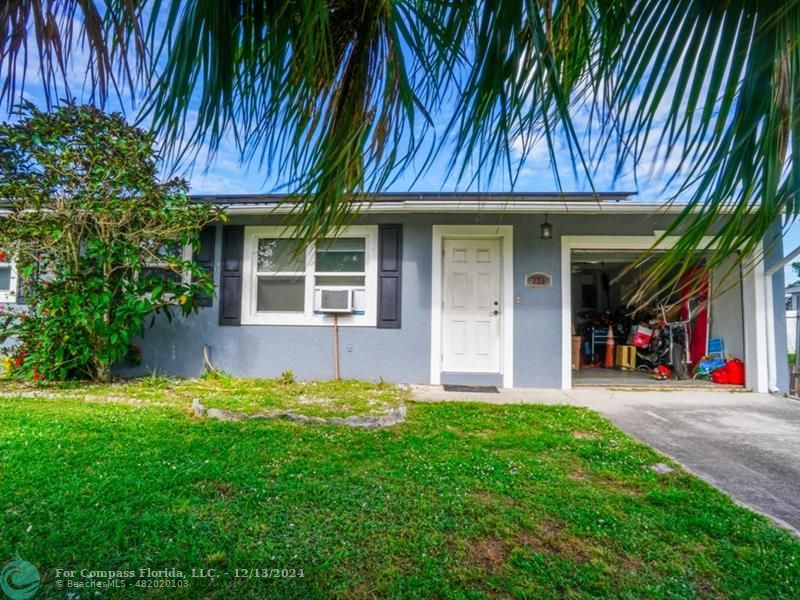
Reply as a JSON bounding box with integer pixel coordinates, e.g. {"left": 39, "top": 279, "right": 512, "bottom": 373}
{"left": 491, "top": 310, "right": 499, "bottom": 316}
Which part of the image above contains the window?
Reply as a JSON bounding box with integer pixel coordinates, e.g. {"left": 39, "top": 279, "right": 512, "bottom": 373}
{"left": 314, "top": 238, "right": 368, "bottom": 313}
{"left": 142, "top": 242, "right": 192, "bottom": 285}
{"left": 255, "top": 238, "right": 306, "bottom": 312}
{"left": 0, "top": 252, "right": 17, "bottom": 303}
{"left": 241, "top": 226, "right": 378, "bottom": 326}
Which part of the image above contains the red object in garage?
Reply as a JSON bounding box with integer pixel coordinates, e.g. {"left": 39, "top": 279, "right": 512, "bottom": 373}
{"left": 711, "top": 359, "right": 745, "bottom": 385}
{"left": 679, "top": 267, "right": 709, "bottom": 364}
{"left": 604, "top": 325, "right": 616, "bottom": 368}
{"left": 654, "top": 365, "right": 671, "bottom": 380}
{"left": 630, "top": 325, "right": 653, "bottom": 349}
{"left": 726, "top": 359, "right": 745, "bottom": 385}
{"left": 711, "top": 367, "right": 729, "bottom": 384}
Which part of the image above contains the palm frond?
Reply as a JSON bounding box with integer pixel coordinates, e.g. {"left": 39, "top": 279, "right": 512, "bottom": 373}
{"left": 2, "top": 0, "right": 799, "bottom": 306}
{"left": 141, "top": 0, "right": 464, "bottom": 248}
{"left": 0, "top": 0, "right": 146, "bottom": 109}
{"left": 601, "top": 0, "right": 800, "bottom": 305}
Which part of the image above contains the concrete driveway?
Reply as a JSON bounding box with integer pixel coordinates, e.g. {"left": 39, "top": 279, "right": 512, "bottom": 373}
{"left": 412, "top": 386, "right": 800, "bottom": 535}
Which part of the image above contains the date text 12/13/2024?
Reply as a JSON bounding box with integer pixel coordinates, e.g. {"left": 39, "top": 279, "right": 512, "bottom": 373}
{"left": 51, "top": 567, "right": 305, "bottom": 591}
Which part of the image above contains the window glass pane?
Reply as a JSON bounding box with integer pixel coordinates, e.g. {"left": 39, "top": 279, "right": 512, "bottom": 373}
{"left": 154, "top": 241, "right": 183, "bottom": 258}
{"left": 0, "top": 266, "right": 10, "bottom": 291}
{"left": 315, "top": 275, "right": 365, "bottom": 287}
{"left": 258, "top": 239, "right": 305, "bottom": 272}
{"left": 316, "top": 238, "right": 365, "bottom": 272}
{"left": 257, "top": 276, "right": 305, "bottom": 312}
{"left": 142, "top": 267, "right": 183, "bottom": 285}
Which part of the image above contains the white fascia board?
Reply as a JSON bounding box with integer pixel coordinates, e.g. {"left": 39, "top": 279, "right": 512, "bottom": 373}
{"left": 221, "top": 201, "right": 690, "bottom": 216}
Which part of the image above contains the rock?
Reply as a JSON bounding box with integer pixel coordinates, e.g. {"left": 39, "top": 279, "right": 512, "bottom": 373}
{"left": 650, "top": 462, "right": 674, "bottom": 475}
{"left": 191, "top": 398, "right": 207, "bottom": 417}
{"left": 206, "top": 408, "right": 247, "bottom": 421}
{"left": 192, "top": 399, "right": 406, "bottom": 429}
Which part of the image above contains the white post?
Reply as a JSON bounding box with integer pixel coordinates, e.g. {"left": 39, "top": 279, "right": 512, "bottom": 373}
{"left": 742, "top": 256, "right": 769, "bottom": 393}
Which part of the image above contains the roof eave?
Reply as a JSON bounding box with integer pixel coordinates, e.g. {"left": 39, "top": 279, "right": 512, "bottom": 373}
{"left": 218, "top": 200, "right": 689, "bottom": 215}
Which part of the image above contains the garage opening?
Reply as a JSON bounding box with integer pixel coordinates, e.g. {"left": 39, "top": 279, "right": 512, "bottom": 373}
{"left": 570, "top": 249, "right": 746, "bottom": 388}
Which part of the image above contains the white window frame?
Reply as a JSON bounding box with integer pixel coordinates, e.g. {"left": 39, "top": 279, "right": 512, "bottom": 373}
{"left": 241, "top": 225, "right": 378, "bottom": 326}
{"left": 0, "top": 257, "right": 18, "bottom": 303}
{"left": 143, "top": 244, "right": 193, "bottom": 285}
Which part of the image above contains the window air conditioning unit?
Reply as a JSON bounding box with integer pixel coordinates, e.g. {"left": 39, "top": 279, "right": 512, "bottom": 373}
{"left": 318, "top": 288, "right": 353, "bottom": 313}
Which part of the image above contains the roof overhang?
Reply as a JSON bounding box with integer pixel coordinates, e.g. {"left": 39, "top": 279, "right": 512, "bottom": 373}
{"left": 216, "top": 199, "right": 686, "bottom": 215}
{"left": 186, "top": 192, "right": 705, "bottom": 216}
{"left": 0, "top": 193, "right": 719, "bottom": 216}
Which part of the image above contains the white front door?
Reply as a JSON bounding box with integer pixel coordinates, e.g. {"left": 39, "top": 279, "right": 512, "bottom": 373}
{"left": 441, "top": 238, "right": 502, "bottom": 372}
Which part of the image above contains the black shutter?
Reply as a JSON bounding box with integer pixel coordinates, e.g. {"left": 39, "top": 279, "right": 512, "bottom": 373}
{"left": 219, "top": 225, "right": 244, "bottom": 325}
{"left": 377, "top": 224, "right": 402, "bottom": 328}
{"left": 194, "top": 225, "right": 216, "bottom": 307}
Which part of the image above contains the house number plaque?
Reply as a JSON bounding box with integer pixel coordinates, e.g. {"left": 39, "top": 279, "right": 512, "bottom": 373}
{"left": 524, "top": 272, "right": 552, "bottom": 288}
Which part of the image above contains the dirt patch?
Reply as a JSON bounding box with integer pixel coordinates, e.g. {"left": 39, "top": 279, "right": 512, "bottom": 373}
{"left": 195, "top": 480, "right": 236, "bottom": 500}
{"left": 572, "top": 430, "right": 600, "bottom": 440}
{"left": 566, "top": 468, "right": 641, "bottom": 497}
{"left": 516, "top": 521, "right": 597, "bottom": 563}
{"left": 471, "top": 489, "right": 519, "bottom": 510}
{"left": 210, "top": 481, "right": 236, "bottom": 498}
{"left": 568, "top": 468, "right": 590, "bottom": 483}
{"left": 473, "top": 491, "right": 499, "bottom": 505}
{"left": 596, "top": 474, "right": 644, "bottom": 497}
{"left": 468, "top": 537, "right": 506, "bottom": 571}
{"left": 621, "top": 555, "right": 644, "bottom": 572}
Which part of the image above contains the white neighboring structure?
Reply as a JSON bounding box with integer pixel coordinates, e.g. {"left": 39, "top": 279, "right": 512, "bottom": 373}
{"left": 787, "top": 283, "right": 800, "bottom": 354}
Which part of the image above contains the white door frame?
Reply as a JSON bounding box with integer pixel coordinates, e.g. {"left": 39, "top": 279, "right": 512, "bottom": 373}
{"left": 431, "top": 225, "right": 514, "bottom": 387}
{"left": 561, "top": 234, "right": 770, "bottom": 392}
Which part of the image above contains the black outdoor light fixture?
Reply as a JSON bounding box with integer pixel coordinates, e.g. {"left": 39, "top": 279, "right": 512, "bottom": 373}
{"left": 540, "top": 214, "right": 553, "bottom": 240}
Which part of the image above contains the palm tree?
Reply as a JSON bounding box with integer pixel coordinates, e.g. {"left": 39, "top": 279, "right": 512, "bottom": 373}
{"left": 2, "top": 1, "right": 798, "bottom": 303}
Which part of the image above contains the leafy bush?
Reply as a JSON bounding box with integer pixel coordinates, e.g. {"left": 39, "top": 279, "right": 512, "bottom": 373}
{"left": 0, "top": 103, "right": 222, "bottom": 381}
{"left": 279, "top": 369, "right": 296, "bottom": 385}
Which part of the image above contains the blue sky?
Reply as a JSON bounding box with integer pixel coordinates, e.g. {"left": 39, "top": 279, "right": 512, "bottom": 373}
{"left": 6, "top": 29, "right": 799, "bottom": 284}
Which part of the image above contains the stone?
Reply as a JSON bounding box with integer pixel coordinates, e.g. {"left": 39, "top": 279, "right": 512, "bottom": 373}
{"left": 206, "top": 408, "right": 247, "bottom": 421}
{"left": 191, "top": 398, "right": 206, "bottom": 416}
{"left": 650, "top": 462, "right": 674, "bottom": 475}
{"left": 191, "top": 398, "right": 406, "bottom": 429}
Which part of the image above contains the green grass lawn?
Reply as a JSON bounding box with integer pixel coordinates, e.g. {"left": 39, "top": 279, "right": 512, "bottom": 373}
{"left": 0, "top": 377, "right": 798, "bottom": 599}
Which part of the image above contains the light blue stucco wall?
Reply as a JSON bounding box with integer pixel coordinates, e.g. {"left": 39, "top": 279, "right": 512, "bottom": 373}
{"left": 123, "top": 211, "right": 753, "bottom": 387}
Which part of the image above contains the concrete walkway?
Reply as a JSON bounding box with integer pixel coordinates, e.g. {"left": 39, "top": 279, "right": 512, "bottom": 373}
{"left": 411, "top": 385, "right": 800, "bottom": 535}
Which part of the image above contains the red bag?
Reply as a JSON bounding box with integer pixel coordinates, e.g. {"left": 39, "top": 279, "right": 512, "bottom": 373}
{"left": 726, "top": 359, "right": 745, "bottom": 385}
{"left": 711, "top": 359, "right": 745, "bottom": 385}
{"left": 711, "top": 365, "right": 729, "bottom": 384}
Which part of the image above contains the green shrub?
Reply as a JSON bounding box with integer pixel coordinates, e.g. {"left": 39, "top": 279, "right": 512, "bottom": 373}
{"left": 0, "top": 103, "right": 222, "bottom": 381}
{"left": 279, "top": 369, "right": 296, "bottom": 385}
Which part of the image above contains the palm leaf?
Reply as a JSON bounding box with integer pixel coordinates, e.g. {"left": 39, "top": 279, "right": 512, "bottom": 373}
{"left": 0, "top": 0, "right": 146, "bottom": 109}
{"left": 3, "top": 0, "right": 799, "bottom": 306}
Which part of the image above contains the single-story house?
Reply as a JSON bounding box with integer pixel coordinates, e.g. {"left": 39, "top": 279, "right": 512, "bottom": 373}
{"left": 0, "top": 192, "right": 789, "bottom": 392}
